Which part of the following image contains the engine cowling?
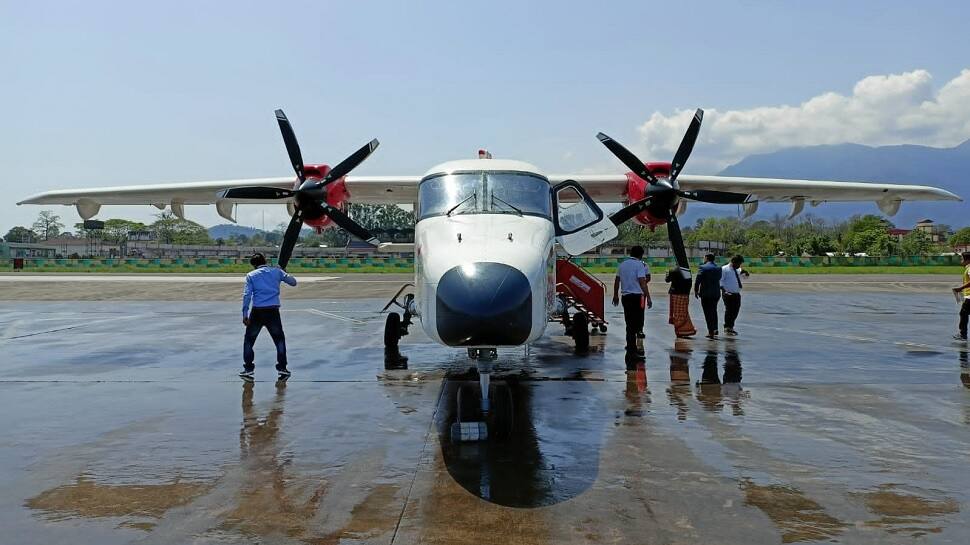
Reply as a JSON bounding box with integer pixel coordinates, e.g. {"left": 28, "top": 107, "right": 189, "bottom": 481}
{"left": 299, "top": 164, "right": 351, "bottom": 231}
{"left": 625, "top": 162, "right": 672, "bottom": 228}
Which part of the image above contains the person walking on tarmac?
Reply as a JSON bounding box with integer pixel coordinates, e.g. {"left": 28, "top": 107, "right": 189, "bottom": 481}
{"left": 720, "top": 255, "right": 750, "bottom": 336}
{"left": 953, "top": 251, "right": 970, "bottom": 342}
{"left": 240, "top": 253, "right": 297, "bottom": 382}
{"left": 612, "top": 245, "right": 652, "bottom": 367}
{"left": 694, "top": 254, "right": 722, "bottom": 339}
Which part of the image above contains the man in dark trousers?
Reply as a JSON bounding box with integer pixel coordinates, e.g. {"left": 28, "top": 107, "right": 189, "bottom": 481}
{"left": 612, "top": 245, "right": 652, "bottom": 367}
{"left": 720, "top": 254, "right": 749, "bottom": 336}
{"left": 240, "top": 253, "right": 298, "bottom": 382}
{"left": 694, "top": 254, "right": 722, "bottom": 339}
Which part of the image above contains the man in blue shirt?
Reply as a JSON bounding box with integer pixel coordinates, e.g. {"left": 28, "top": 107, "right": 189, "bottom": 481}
{"left": 240, "top": 253, "right": 298, "bottom": 382}
{"left": 694, "top": 254, "right": 722, "bottom": 339}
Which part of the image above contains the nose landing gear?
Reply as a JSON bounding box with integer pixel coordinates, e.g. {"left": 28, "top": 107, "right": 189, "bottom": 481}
{"left": 450, "top": 361, "right": 514, "bottom": 443}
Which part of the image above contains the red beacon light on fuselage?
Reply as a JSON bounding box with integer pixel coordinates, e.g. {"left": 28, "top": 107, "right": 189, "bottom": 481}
{"left": 478, "top": 149, "right": 493, "bottom": 159}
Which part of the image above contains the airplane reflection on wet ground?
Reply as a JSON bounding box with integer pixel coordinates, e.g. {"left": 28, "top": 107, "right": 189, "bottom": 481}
{"left": 2, "top": 290, "right": 970, "bottom": 543}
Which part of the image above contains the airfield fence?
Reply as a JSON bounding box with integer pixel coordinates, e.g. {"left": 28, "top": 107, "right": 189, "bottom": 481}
{"left": 2, "top": 254, "right": 964, "bottom": 272}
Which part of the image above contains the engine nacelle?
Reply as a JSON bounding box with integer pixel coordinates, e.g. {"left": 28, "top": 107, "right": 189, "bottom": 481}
{"left": 300, "top": 164, "right": 351, "bottom": 231}
{"left": 625, "top": 162, "right": 672, "bottom": 228}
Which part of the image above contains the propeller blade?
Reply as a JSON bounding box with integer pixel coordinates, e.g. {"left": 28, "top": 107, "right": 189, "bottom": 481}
{"left": 679, "top": 189, "right": 750, "bottom": 205}
{"left": 666, "top": 215, "right": 690, "bottom": 270}
{"left": 319, "top": 139, "right": 380, "bottom": 187}
{"left": 324, "top": 206, "right": 380, "bottom": 246}
{"left": 669, "top": 109, "right": 703, "bottom": 182}
{"left": 275, "top": 109, "right": 305, "bottom": 183}
{"left": 277, "top": 211, "right": 304, "bottom": 270}
{"left": 609, "top": 196, "right": 655, "bottom": 226}
{"left": 219, "top": 187, "right": 295, "bottom": 200}
{"left": 596, "top": 132, "right": 659, "bottom": 185}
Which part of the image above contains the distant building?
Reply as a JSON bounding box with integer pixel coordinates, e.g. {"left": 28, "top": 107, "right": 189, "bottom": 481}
{"left": 128, "top": 230, "right": 156, "bottom": 241}
{"left": 887, "top": 219, "right": 947, "bottom": 243}
{"left": 0, "top": 242, "right": 58, "bottom": 258}
{"left": 915, "top": 219, "right": 946, "bottom": 243}
{"left": 888, "top": 228, "right": 911, "bottom": 242}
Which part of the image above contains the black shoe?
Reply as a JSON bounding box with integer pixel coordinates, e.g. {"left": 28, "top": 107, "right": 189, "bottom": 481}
{"left": 706, "top": 332, "right": 717, "bottom": 339}
{"left": 725, "top": 328, "right": 738, "bottom": 336}
{"left": 277, "top": 368, "right": 291, "bottom": 381}
{"left": 955, "top": 334, "right": 968, "bottom": 342}
{"left": 238, "top": 370, "right": 255, "bottom": 382}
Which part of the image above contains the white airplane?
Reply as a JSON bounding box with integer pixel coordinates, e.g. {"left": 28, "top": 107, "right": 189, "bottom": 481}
{"left": 19, "top": 109, "right": 961, "bottom": 440}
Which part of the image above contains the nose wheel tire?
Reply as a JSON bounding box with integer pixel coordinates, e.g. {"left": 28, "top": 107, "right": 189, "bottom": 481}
{"left": 450, "top": 383, "right": 514, "bottom": 443}
{"left": 571, "top": 312, "right": 589, "bottom": 352}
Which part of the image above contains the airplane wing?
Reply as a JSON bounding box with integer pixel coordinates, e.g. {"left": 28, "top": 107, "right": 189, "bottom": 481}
{"left": 17, "top": 175, "right": 421, "bottom": 222}
{"left": 555, "top": 173, "right": 962, "bottom": 216}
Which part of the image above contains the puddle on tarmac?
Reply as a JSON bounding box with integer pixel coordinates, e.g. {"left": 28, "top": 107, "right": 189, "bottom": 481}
{"left": 741, "top": 479, "right": 847, "bottom": 543}
{"left": 436, "top": 371, "right": 609, "bottom": 508}
{"left": 25, "top": 475, "right": 212, "bottom": 530}
{"left": 854, "top": 484, "right": 959, "bottom": 537}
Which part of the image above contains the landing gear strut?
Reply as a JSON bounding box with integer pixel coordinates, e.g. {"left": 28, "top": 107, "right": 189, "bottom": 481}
{"left": 382, "top": 287, "right": 414, "bottom": 370}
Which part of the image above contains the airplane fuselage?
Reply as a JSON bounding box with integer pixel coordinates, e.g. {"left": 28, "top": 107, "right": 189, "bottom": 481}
{"left": 410, "top": 159, "right": 562, "bottom": 349}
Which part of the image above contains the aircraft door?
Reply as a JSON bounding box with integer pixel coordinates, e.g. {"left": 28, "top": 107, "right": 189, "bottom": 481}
{"left": 552, "top": 180, "right": 618, "bottom": 256}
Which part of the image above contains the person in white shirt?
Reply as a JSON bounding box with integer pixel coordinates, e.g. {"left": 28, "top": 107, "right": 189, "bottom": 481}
{"left": 720, "top": 255, "right": 749, "bottom": 336}
{"left": 612, "top": 245, "right": 652, "bottom": 366}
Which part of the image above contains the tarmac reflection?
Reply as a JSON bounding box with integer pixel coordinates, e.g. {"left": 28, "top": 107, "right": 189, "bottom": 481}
{"left": 437, "top": 372, "right": 606, "bottom": 508}
{"left": 695, "top": 349, "right": 746, "bottom": 415}
{"left": 223, "top": 381, "right": 327, "bottom": 539}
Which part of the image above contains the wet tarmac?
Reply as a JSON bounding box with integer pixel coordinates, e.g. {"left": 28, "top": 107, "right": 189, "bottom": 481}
{"left": 2, "top": 287, "right": 970, "bottom": 544}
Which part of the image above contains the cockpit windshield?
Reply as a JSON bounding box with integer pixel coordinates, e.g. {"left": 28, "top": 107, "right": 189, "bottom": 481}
{"left": 418, "top": 171, "right": 551, "bottom": 220}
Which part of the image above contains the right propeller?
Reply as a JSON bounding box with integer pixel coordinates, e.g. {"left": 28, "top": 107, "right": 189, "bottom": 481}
{"left": 219, "top": 110, "right": 380, "bottom": 269}
{"left": 597, "top": 108, "right": 752, "bottom": 272}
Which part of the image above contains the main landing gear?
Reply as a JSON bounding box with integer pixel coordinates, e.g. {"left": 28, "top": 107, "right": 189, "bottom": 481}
{"left": 560, "top": 308, "right": 592, "bottom": 353}
{"left": 450, "top": 361, "right": 514, "bottom": 443}
{"left": 382, "top": 285, "right": 414, "bottom": 370}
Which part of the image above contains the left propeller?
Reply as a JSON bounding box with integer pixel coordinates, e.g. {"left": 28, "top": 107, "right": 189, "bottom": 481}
{"left": 599, "top": 108, "right": 751, "bottom": 272}
{"left": 219, "top": 110, "right": 380, "bottom": 269}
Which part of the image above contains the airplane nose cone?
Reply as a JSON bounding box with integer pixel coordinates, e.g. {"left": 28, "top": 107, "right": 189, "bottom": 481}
{"left": 436, "top": 262, "right": 533, "bottom": 346}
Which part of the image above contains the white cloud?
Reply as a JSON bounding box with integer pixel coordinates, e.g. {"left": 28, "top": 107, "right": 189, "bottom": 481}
{"left": 636, "top": 69, "right": 970, "bottom": 173}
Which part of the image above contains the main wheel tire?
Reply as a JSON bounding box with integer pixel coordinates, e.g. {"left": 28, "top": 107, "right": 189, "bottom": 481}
{"left": 599, "top": 324, "right": 608, "bottom": 333}
{"left": 488, "top": 384, "right": 514, "bottom": 441}
{"left": 572, "top": 312, "right": 589, "bottom": 352}
{"left": 384, "top": 312, "right": 401, "bottom": 348}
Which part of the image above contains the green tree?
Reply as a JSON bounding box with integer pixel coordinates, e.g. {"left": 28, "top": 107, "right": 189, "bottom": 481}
{"left": 841, "top": 215, "right": 893, "bottom": 255}
{"left": 150, "top": 212, "right": 212, "bottom": 245}
{"left": 900, "top": 229, "right": 932, "bottom": 256}
{"left": 32, "top": 210, "right": 64, "bottom": 240}
{"left": 103, "top": 219, "right": 147, "bottom": 243}
{"left": 616, "top": 222, "right": 668, "bottom": 246}
{"left": 4, "top": 226, "right": 37, "bottom": 243}
{"left": 950, "top": 227, "right": 970, "bottom": 246}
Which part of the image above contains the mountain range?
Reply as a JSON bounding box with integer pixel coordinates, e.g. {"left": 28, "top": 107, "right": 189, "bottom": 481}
{"left": 713, "top": 139, "right": 970, "bottom": 228}
{"left": 207, "top": 224, "right": 268, "bottom": 239}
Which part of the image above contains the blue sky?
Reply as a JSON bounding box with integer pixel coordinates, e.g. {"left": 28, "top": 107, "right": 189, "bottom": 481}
{"left": 2, "top": 0, "right": 969, "bottom": 233}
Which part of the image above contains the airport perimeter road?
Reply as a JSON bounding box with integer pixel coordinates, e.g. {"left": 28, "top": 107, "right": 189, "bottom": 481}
{"left": 1, "top": 285, "right": 969, "bottom": 543}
